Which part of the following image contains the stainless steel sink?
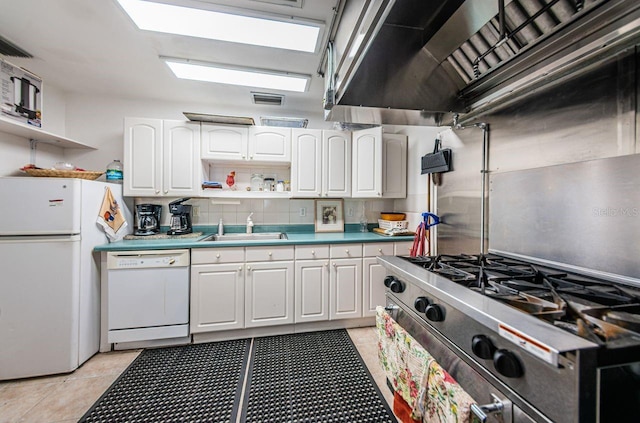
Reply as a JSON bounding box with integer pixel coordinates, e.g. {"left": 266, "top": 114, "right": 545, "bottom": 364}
{"left": 199, "top": 232, "right": 288, "bottom": 242}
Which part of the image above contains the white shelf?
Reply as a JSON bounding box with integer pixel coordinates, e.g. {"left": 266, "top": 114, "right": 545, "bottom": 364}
{"left": 0, "top": 115, "right": 96, "bottom": 149}
{"left": 201, "top": 190, "right": 292, "bottom": 199}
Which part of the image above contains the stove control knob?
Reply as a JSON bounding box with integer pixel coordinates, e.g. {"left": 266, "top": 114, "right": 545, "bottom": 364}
{"left": 414, "top": 297, "right": 430, "bottom": 313}
{"left": 384, "top": 276, "right": 405, "bottom": 293}
{"left": 425, "top": 304, "right": 445, "bottom": 322}
{"left": 471, "top": 335, "right": 496, "bottom": 360}
{"left": 383, "top": 276, "right": 396, "bottom": 287}
{"left": 493, "top": 349, "right": 524, "bottom": 378}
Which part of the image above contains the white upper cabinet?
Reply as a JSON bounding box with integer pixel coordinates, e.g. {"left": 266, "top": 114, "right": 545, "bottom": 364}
{"left": 323, "top": 130, "right": 352, "bottom": 197}
{"left": 200, "top": 124, "right": 248, "bottom": 161}
{"left": 352, "top": 127, "right": 383, "bottom": 198}
{"left": 249, "top": 127, "right": 291, "bottom": 162}
{"left": 291, "top": 129, "right": 351, "bottom": 198}
{"left": 382, "top": 133, "right": 408, "bottom": 198}
{"left": 124, "top": 118, "right": 200, "bottom": 197}
{"left": 201, "top": 125, "right": 291, "bottom": 163}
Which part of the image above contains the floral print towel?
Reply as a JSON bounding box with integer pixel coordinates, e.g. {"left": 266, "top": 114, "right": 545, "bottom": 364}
{"left": 376, "top": 306, "right": 477, "bottom": 423}
{"left": 419, "top": 357, "right": 476, "bottom": 423}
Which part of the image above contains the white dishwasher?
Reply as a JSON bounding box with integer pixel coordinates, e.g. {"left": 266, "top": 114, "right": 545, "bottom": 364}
{"left": 105, "top": 249, "right": 190, "bottom": 348}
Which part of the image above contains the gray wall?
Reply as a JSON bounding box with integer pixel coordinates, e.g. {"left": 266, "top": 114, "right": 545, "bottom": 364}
{"left": 436, "top": 45, "right": 639, "bottom": 255}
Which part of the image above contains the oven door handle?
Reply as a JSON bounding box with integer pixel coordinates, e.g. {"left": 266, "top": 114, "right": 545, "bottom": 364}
{"left": 470, "top": 394, "right": 506, "bottom": 422}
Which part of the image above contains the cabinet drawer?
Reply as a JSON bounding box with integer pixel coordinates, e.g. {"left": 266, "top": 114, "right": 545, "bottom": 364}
{"left": 191, "top": 248, "right": 245, "bottom": 264}
{"left": 394, "top": 241, "right": 414, "bottom": 257}
{"left": 295, "top": 245, "right": 329, "bottom": 260}
{"left": 246, "top": 246, "right": 294, "bottom": 262}
{"left": 330, "top": 243, "right": 362, "bottom": 259}
{"left": 363, "top": 243, "right": 394, "bottom": 257}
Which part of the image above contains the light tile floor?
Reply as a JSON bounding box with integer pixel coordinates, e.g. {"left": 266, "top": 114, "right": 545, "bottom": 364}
{"left": 0, "top": 328, "right": 393, "bottom": 423}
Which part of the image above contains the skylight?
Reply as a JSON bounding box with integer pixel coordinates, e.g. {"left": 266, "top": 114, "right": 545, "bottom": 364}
{"left": 164, "top": 59, "right": 310, "bottom": 92}
{"left": 116, "top": 0, "right": 321, "bottom": 52}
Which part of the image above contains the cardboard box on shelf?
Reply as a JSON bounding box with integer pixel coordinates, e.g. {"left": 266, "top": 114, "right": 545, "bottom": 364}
{"left": 0, "top": 58, "right": 43, "bottom": 128}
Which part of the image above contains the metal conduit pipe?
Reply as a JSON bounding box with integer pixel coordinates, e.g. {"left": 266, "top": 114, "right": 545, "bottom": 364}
{"left": 452, "top": 113, "right": 489, "bottom": 253}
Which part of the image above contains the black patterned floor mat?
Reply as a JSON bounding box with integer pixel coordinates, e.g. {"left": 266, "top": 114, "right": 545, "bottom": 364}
{"left": 241, "top": 330, "right": 397, "bottom": 423}
{"left": 79, "top": 339, "right": 250, "bottom": 423}
{"left": 79, "top": 330, "right": 395, "bottom": 423}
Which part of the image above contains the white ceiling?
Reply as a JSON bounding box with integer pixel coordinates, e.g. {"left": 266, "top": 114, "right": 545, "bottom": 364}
{"left": 0, "top": 0, "right": 337, "bottom": 115}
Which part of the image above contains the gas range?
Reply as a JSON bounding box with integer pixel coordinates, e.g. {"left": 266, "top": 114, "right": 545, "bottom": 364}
{"left": 403, "top": 253, "right": 640, "bottom": 347}
{"left": 378, "top": 254, "right": 640, "bottom": 423}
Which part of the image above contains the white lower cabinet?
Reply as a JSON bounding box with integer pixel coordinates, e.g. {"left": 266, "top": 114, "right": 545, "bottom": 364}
{"left": 190, "top": 262, "right": 244, "bottom": 333}
{"left": 190, "top": 248, "right": 245, "bottom": 333}
{"left": 362, "top": 243, "right": 394, "bottom": 317}
{"left": 245, "top": 246, "right": 294, "bottom": 328}
{"left": 294, "top": 245, "right": 330, "bottom": 323}
{"left": 329, "top": 244, "right": 363, "bottom": 320}
{"left": 190, "top": 241, "right": 409, "bottom": 334}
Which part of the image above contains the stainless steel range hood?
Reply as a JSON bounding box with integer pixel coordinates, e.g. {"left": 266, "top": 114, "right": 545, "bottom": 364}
{"left": 324, "top": 0, "right": 640, "bottom": 126}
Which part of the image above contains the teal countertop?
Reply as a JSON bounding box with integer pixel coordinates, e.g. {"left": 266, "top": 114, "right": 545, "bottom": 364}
{"left": 94, "top": 224, "right": 415, "bottom": 252}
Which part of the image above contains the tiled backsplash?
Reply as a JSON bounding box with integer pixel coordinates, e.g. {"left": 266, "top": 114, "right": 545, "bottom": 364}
{"left": 134, "top": 197, "right": 397, "bottom": 227}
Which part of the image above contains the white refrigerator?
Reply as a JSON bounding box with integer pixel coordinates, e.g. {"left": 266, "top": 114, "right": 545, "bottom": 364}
{"left": 0, "top": 177, "right": 132, "bottom": 380}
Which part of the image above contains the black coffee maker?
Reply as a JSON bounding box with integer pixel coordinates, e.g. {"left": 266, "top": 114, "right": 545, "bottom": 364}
{"left": 134, "top": 204, "right": 162, "bottom": 235}
{"left": 167, "top": 198, "right": 193, "bottom": 235}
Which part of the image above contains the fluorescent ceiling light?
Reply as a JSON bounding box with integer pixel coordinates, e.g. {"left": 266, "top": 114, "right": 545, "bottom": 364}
{"left": 164, "top": 59, "right": 309, "bottom": 92}
{"left": 116, "top": 0, "right": 321, "bottom": 52}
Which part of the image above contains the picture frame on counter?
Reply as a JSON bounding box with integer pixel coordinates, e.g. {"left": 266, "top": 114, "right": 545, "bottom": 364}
{"left": 314, "top": 199, "right": 344, "bottom": 233}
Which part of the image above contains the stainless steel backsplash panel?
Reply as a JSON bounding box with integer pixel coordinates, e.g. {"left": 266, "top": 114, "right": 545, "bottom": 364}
{"left": 489, "top": 154, "right": 640, "bottom": 286}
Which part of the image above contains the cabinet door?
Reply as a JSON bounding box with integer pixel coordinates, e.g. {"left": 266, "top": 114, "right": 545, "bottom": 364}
{"left": 190, "top": 263, "right": 244, "bottom": 333}
{"left": 329, "top": 258, "right": 362, "bottom": 320}
{"left": 291, "top": 128, "right": 322, "bottom": 197}
{"left": 295, "top": 259, "right": 329, "bottom": 323}
{"left": 201, "top": 124, "right": 248, "bottom": 161}
{"left": 249, "top": 127, "right": 291, "bottom": 162}
{"left": 352, "top": 127, "right": 383, "bottom": 198}
{"left": 163, "top": 120, "right": 201, "bottom": 196}
{"left": 123, "top": 118, "right": 162, "bottom": 196}
{"left": 323, "top": 130, "right": 351, "bottom": 197}
{"left": 245, "top": 261, "right": 294, "bottom": 327}
{"left": 382, "top": 134, "right": 407, "bottom": 198}
{"left": 362, "top": 257, "right": 387, "bottom": 317}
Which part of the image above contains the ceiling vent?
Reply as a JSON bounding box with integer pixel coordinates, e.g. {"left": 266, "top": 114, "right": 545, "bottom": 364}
{"left": 260, "top": 116, "right": 308, "bottom": 128}
{"left": 0, "top": 35, "right": 32, "bottom": 58}
{"left": 251, "top": 92, "right": 285, "bottom": 106}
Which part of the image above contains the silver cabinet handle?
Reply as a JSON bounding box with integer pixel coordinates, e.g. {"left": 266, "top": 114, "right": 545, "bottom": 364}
{"left": 268, "top": 252, "right": 272, "bottom": 257}
{"left": 164, "top": 190, "right": 168, "bottom": 194}
{"left": 247, "top": 265, "right": 251, "bottom": 270}
{"left": 216, "top": 253, "right": 221, "bottom": 258}
{"left": 333, "top": 263, "right": 337, "bottom": 267}
{"left": 378, "top": 248, "right": 382, "bottom": 253}
{"left": 470, "top": 395, "right": 505, "bottom": 423}
{"left": 155, "top": 190, "right": 160, "bottom": 194}
{"left": 238, "top": 266, "right": 242, "bottom": 271}
{"left": 311, "top": 250, "right": 315, "bottom": 255}
{"left": 324, "top": 262, "right": 328, "bottom": 266}
{"left": 345, "top": 249, "right": 349, "bottom": 254}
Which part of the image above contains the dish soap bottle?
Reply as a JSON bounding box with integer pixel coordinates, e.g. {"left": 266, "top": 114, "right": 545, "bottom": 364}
{"left": 246, "top": 213, "right": 254, "bottom": 234}
{"left": 218, "top": 218, "right": 224, "bottom": 236}
{"left": 106, "top": 159, "right": 123, "bottom": 184}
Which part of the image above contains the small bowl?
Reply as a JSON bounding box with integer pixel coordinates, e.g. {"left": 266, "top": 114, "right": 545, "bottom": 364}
{"left": 380, "top": 212, "right": 406, "bottom": 221}
{"left": 54, "top": 161, "right": 75, "bottom": 170}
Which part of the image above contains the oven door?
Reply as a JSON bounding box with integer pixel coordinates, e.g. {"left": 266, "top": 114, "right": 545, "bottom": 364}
{"left": 386, "top": 296, "right": 543, "bottom": 423}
